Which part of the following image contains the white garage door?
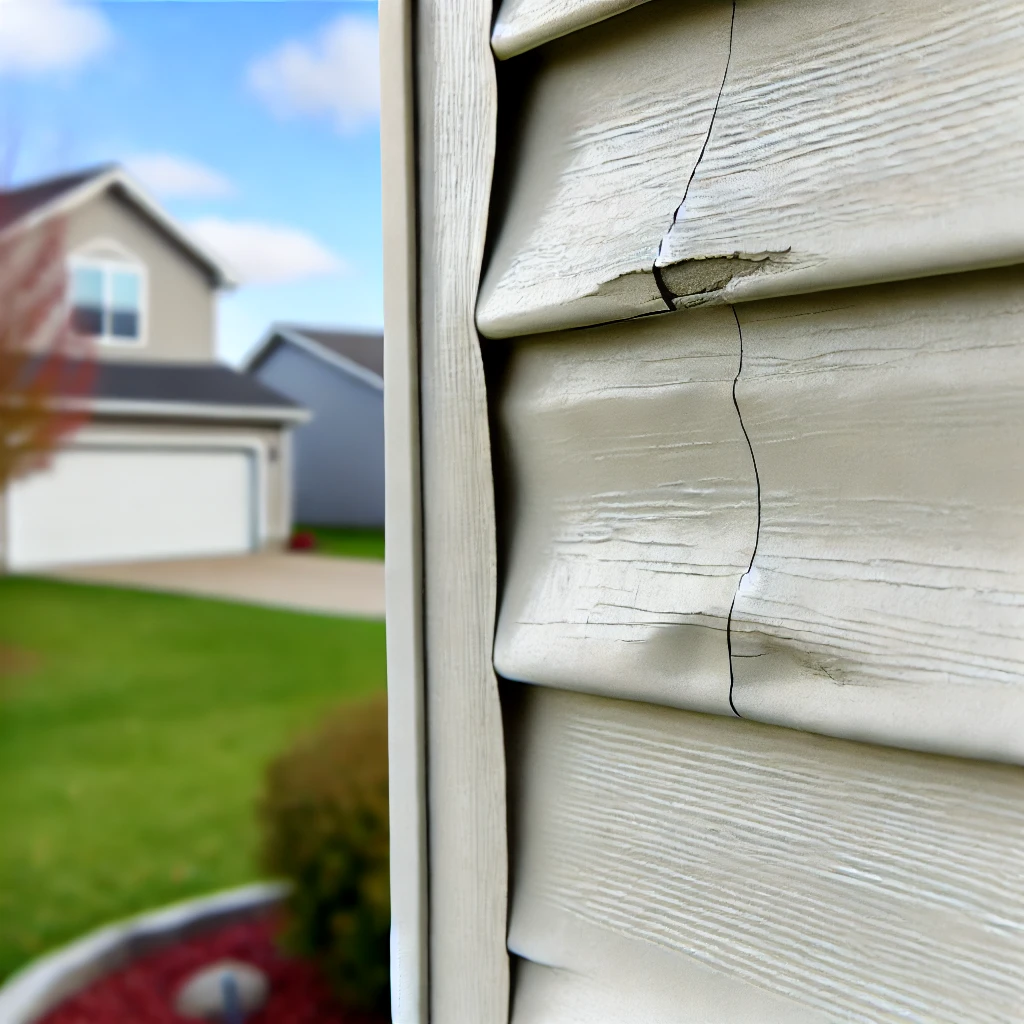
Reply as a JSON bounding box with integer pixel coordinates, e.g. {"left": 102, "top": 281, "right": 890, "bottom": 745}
{"left": 6, "top": 446, "right": 257, "bottom": 571}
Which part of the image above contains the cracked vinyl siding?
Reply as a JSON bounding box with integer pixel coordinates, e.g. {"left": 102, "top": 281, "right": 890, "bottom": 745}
{"left": 728, "top": 266, "right": 1024, "bottom": 764}
{"left": 396, "top": 0, "right": 1024, "bottom": 1014}
{"left": 505, "top": 686, "right": 1024, "bottom": 1024}
{"left": 477, "top": 0, "right": 734, "bottom": 338}
{"left": 495, "top": 266, "right": 1024, "bottom": 764}
{"left": 493, "top": 306, "right": 756, "bottom": 717}
{"left": 479, "top": 0, "right": 1024, "bottom": 339}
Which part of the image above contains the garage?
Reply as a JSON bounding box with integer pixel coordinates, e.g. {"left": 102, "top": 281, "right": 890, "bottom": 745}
{"left": 5, "top": 445, "right": 258, "bottom": 571}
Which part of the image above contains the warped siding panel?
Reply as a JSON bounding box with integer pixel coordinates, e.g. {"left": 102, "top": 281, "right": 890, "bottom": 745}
{"left": 478, "top": 0, "right": 1024, "bottom": 339}
{"left": 508, "top": 686, "right": 1024, "bottom": 1024}
{"left": 477, "top": 0, "right": 733, "bottom": 339}
{"left": 491, "top": 0, "right": 655, "bottom": 59}
{"left": 493, "top": 308, "right": 756, "bottom": 716}
{"left": 495, "top": 268, "right": 1024, "bottom": 762}
{"left": 730, "top": 267, "right": 1024, "bottom": 764}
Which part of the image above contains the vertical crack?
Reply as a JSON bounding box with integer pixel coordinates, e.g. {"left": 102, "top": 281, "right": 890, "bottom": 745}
{"left": 726, "top": 304, "right": 760, "bottom": 718}
{"left": 652, "top": 0, "right": 738, "bottom": 311}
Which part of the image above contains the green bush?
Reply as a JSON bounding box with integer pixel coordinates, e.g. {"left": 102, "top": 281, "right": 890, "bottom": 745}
{"left": 260, "top": 693, "right": 390, "bottom": 1014}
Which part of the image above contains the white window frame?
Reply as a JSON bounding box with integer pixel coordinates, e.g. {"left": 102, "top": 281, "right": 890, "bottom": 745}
{"left": 68, "top": 239, "right": 149, "bottom": 349}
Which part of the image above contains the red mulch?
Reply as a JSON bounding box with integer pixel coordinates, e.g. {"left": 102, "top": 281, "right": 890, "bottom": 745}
{"left": 39, "top": 915, "right": 387, "bottom": 1024}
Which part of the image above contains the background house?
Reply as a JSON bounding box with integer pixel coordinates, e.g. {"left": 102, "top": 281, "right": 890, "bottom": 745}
{"left": 0, "top": 164, "right": 308, "bottom": 572}
{"left": 246, "top": 326, "right": 383, "bottom": 528}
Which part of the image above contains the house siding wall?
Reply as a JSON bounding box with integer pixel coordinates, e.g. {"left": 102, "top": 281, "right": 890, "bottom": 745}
{"left": 252, "top": 343, "right": 385, "bottom": 527}
{"left": 62, "top": 190, "right": 217, "bottom": 363}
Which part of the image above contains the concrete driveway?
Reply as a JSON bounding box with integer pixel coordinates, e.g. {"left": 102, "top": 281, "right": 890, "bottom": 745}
{"left": 49, "top": 552, "right": 385, "bottom": 619}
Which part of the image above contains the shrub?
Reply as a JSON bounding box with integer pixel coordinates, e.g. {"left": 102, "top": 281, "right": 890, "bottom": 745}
{"left": 259, "top": 693, "right": 389, "bottom": 1015}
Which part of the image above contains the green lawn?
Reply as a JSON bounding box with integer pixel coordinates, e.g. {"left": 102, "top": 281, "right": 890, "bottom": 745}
{"left": 0, "top": 577, "right": 386, "bottom": 982}
{"left": 294, "top": 526, "right": 385, "bottom": 561}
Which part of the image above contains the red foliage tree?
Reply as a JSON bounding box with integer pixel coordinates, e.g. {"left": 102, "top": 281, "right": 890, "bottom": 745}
{"left": 0, "top": 202, "right": 95, "bottom": 491}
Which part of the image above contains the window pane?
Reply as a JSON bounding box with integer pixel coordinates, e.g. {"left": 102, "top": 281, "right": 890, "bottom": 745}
{"left": 111, "top": 271, "right": 140, "bottom": 311}
{"left": 110, "top": 310, "right": 139, "bottom": 339}
{"left": 71, "top": 266, "right": 104, "bottom": 305}
{"left": 72, "top": 305, "right": 104, "bottom": 336}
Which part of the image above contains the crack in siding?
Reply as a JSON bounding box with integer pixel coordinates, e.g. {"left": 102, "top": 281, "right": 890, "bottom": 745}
{"left": 652, "top": 0, "right": 737, "bottom": 311}
{"left": 726, "top": 305, "right": 760, "bottom": 717}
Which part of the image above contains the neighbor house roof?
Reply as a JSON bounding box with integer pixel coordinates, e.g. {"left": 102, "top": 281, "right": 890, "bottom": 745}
{"left": 0, "top": 164, "right": 236, "bottom": 288}
{"left": 12, "top": 357, "right": 309, "bottom": 425}
{"left": 245, "top": 324, "right": 384, "bottom": 389}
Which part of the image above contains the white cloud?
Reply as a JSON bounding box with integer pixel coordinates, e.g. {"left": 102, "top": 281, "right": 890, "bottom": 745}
{"left": 247, "top": 15, "right": 379, "bottom": 134}
{"left": 125, "top": 154, "right": 234, "bottom": 200}
{"left": 0, "top": 0, "right": 112, "bottom": 76}
{"left": 187, "top": 217, "right": 346, "bottom": 286}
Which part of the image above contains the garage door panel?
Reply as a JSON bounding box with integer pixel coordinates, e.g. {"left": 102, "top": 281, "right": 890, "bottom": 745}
{"left": 7, "top": 447, "right": 255, "bottom": 570}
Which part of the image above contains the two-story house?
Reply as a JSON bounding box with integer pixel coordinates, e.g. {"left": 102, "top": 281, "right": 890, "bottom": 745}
{"left": 0, "top": 164, "right": 308, "bottom": 572}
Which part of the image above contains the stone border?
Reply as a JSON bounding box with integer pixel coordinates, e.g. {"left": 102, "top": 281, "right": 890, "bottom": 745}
{"left": 0, "top": 882, "right": 288, "bottom": 1024}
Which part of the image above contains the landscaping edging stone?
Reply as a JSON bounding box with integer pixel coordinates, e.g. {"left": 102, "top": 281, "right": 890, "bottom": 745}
{"left": 0, "top": 882, "right": 289, "bottom": 1024}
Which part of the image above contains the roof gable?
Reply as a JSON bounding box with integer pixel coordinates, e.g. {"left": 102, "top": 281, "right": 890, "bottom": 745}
{"left": 0, "top": 165, "right": 113, "bottom": 232}
{"left": 292, "top": 328, "right": 384, "bottom": 378}
{"left": 247, "top": 325, "right": 384, "bottom": 386}
{"left": 0, "top": 165, "right": 235, "bottom": 288}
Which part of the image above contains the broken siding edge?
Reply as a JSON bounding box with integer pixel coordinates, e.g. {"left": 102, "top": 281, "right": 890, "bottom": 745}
{"left": 478, "top": 243, "right": 1024, "bottom": 339}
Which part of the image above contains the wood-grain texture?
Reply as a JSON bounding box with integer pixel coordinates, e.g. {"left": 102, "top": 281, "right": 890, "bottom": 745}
{"left": 508, "top": 685, "right": 1024, "bottom": 1024}
{"left": 730, "top": 268, "right": 1024, "bottom": 764}
{"left": 477, "top": 0, "right": 733, "bottom": 338}
{"left": 416, "top": 0, "right": 509, "bottom": 1019}
{"left": 493, "top": 307, "right": 755, "bottom": 716}
{"left": 658, "top": 0, "right": 1024, "bottom": 307}
{"left": 479, "top": 0, "right": 1024, "bottom": 338}
{"left": 494, "top": 268, "right": 1024, "bottom": 764}
{"left": 491, "top": 0, "right": 655, "bottom": 59}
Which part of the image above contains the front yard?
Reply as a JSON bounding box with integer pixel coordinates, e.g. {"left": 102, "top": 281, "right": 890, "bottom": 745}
{"left": 0, "top": 577, "right": 386, "bottom": 982}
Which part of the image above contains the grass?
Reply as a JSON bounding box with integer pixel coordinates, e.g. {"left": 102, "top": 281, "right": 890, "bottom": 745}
{"left": 294, "top": 526, "right": 385, "bottom": 562}
{"left": 0, "top": 576, "right": 386, "bottom": 982}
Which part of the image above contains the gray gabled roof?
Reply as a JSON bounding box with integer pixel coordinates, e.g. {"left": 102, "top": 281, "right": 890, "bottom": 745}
{"left": 245, "top": 324, "right": 384, "bottom": 387}
{"left": 0, "top": 165, "right": 115, "bottom": 232}
{"left": 292, "top": 328, "right": 384, "bottom": 378}
{"left": 0, "top": 164, "right": 235, "bottom": 288}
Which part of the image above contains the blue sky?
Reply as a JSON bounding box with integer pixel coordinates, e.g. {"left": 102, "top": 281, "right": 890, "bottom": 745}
{"left": 0, "top": 0, "right": 382, "bottom": 364}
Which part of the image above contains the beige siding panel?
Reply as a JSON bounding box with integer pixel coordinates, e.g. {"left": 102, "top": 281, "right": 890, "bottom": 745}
{"left": 659, "top": 0, "right": 1024, "bottom": 308}
{"left": 479, "top": 0, "right": 1024, "bottom": 338}
{"left": 477, "top": 0, "right": 733, "bottom": 338}
{"left": 508, "top": 686, "right": 1024, "bottom": 1024}
{"left": 495, "top": 269, "right": 1024, "bottom": 762}
{"left": 415, "top": 0, "right": 509, "bottom": 1019}
{"left": 66, "top": 190, "right": 216, "bottom": 363}
{"left": 493, "top": 307, "right": 756, "bottom": 716}
{"left": 491, "top": 0, "right": 655, "bottom": 59}
{"left": 729, "top": 268, "right": 1024, "bottom": 765}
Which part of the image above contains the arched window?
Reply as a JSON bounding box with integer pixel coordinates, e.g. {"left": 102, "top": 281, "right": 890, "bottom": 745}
{"left": 69, "top": 240, "right": 148, "bottom": 347}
